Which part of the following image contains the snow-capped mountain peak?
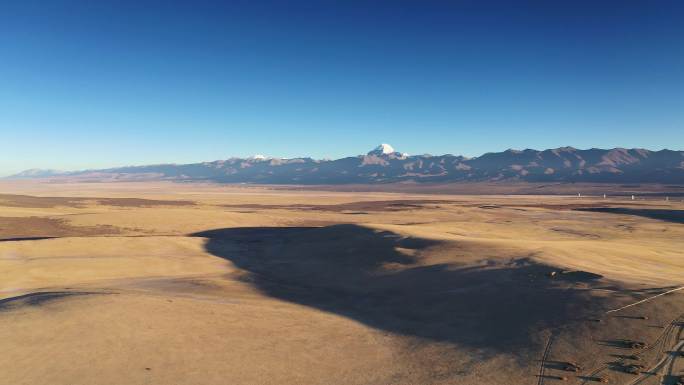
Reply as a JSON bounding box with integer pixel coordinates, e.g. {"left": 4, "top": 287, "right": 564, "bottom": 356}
{"left": 368, "top": 143, "right": 396, "bottom": 156}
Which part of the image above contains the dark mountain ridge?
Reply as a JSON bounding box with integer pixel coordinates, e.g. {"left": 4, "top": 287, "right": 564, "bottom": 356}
{"left": 9, "top": 145, "right": 684, "bottom": 184}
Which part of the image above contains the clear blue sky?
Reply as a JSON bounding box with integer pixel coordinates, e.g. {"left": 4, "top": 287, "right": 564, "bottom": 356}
{"left": 1, "top": 0, "right": 682, "bottom": 176}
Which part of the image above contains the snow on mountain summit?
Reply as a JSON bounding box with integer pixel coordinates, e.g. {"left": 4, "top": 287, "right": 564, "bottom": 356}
{"left": 377, "top": 143, "right": 395, "bottom": 154}
{"left": 368, "top": 143, "right": 396, "bottom": 156}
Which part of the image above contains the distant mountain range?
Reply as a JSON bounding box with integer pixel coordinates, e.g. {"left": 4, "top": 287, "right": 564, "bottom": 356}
{"left": 9, "top": 144, "right": 684, "bottom": 184}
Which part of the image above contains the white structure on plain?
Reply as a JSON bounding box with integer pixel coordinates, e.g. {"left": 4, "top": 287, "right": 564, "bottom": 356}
{"left": 603, "top": 194, "right": 606, "bottom": 199}
{"left": 631, "top": 195, "right": 635, "bottom": 200}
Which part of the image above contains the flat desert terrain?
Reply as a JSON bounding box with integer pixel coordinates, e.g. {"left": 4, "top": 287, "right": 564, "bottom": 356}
{"left": 0, "top": 181, "right": 683, "bottom": 385}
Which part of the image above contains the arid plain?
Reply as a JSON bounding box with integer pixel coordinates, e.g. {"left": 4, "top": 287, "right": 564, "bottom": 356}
{"left": 1, "top": 181, "right": 683, "bottom": 385}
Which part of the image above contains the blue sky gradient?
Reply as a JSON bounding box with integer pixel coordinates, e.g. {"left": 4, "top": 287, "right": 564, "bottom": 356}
{"left": 1, "top": 0, "right": 682, "bottom": 175}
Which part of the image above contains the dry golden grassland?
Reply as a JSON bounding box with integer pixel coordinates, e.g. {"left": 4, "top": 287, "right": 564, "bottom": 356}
{"left": 0, "top": 181, "right": 682, "bottom": 385}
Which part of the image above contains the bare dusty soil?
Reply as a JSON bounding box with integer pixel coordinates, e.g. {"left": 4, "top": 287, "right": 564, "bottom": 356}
{"left": 0, "top": 181, "right": 682, "bottom": 385}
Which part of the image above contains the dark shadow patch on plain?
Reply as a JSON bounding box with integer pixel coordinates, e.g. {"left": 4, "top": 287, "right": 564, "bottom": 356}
{"left": 478, "top": 205, "right": 501, "bottom": 209}
{"left": 0, "top": 291, "right": 114, "bottom": 312}
{"left": 222, "top": 200, "right": 453, "bottom": 213}
{"left": 555, "top": 271, "right": 604, "bottom": 282}
{"left": 0, "top": 194, "right": 194, "bottom": 208}
{"left": 0, "top": 216, "right": 121, "bottom": 240}
{"left": 663, "top": 375, "right": 684, "bottom": 385}
{"left": 0, "top": 194, "right": 85, "bottom": 208}
{"left": 550, "top": 227, "right": 601, "bottom": 239}
{"left": 610, "top": 353, "right": 641, "bottom": 360}
{"left": 0, "top": 236, "right": 59, "bottom": 242}
{"left": 541, "top": 360, "right": 579, "bottom": 371}
{"left": 191, "top": 224, "right": 613, "bottom": 354}
{"left": 95, "top": 198, "right": 195, "bottom": 207}
{"left": 612, "top": 315, "right": 648, "bottom": 320}
{"left": 535, "top": 374, "right": 569, "bottom": 381}
{"left": 604, "top": 360, "right": 642, "bottom": 373}
{"left": 596, "top": 339, "right": 646, "bottom": 350}
{"left": 576, "top": 207, "right": 684, "bottom": 224}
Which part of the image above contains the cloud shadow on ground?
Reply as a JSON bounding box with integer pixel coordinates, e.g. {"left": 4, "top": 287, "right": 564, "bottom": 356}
{"left": 192, "top": 224, "right": 612, "bottom": 353}
{"left": 576, "top": 207, "right": 684, "bottom": 224}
